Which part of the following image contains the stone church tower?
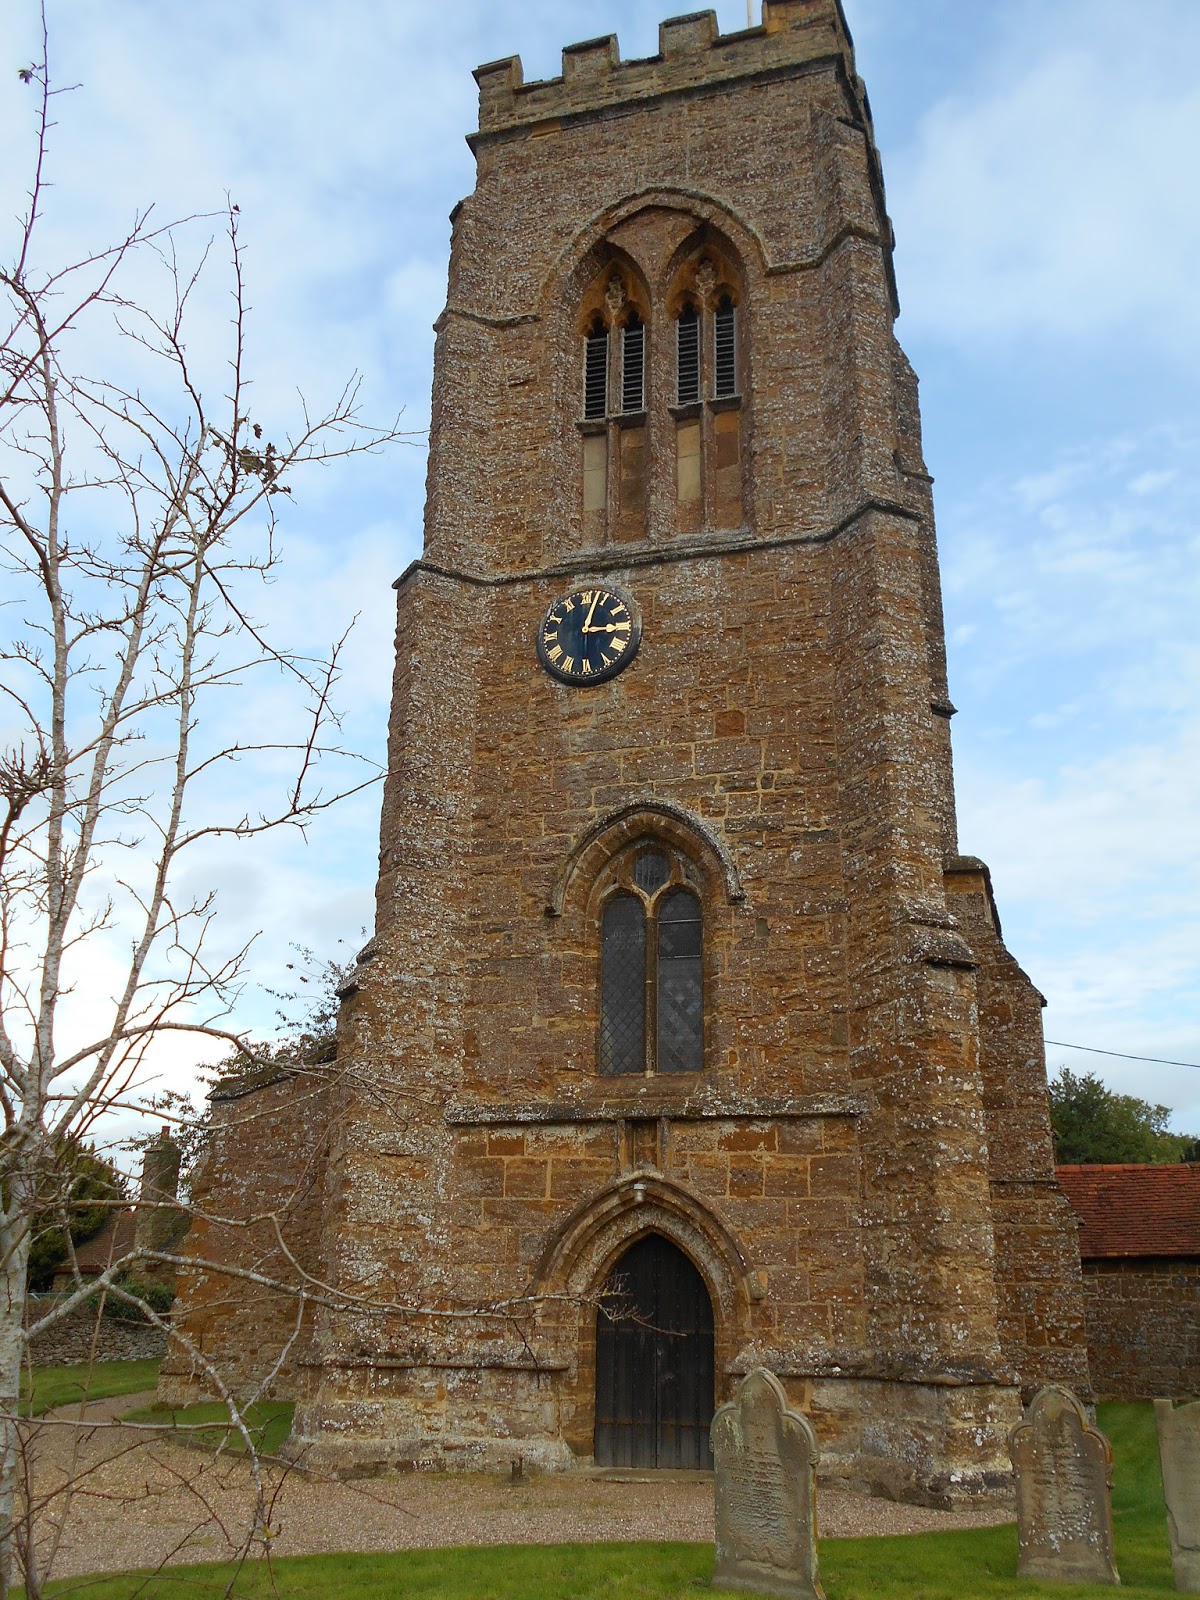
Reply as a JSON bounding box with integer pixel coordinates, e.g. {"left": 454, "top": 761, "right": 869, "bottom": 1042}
{"left": 165, "top": 0, "right": 1090, "bottom": 1504}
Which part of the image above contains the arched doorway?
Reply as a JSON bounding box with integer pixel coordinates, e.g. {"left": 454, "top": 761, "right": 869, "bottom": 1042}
{"left": 594, "top": 1233, "right": 715, "bottom": 1469}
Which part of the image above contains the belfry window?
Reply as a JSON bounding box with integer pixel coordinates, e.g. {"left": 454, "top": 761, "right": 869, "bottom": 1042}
{"left": 676, "top": 304, "right": 700, "bottom": 405}
{"left": 621, "top": 313, "right": 645, "bottom": 413}
{"left": 713, "top": 295, "right": 737, "bottom": 398}
{"left": 599, "top": 846, "right": 703, "bottom": 1076}
{"left": 584, "top": 318, "right": 609, "bottom": 419}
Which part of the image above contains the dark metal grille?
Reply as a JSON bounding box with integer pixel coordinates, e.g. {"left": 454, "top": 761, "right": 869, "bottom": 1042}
{"left": 621, "top": 316, "right": 645, "bottom": 413}
{"left": 676, "top": 307, "right": 700, "bottom": 404}
{"left": 600, "top": 893, "right": 645, "bottom": 1076}
{"left": 595, "top": 1234, "right": 715, "bottom": 1470}
{"left": 714, "top": 297, "right": 737, "bottom": 398}
{"left": 657, "top": 888, "right": 702, "bottom": 1074}
{"left": 584, "top": 329, "right": 609, "bottom": 418}
{"left": 633, "top": 848, "right": 670, "bottom": 896}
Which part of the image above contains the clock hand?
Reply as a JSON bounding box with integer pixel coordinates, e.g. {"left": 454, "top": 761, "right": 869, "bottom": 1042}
{"left": 582, "top": 592, "right": 601, "bottom": 634}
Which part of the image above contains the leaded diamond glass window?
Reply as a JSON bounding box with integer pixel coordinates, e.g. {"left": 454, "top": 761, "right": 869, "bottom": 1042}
{"left": 634, "top": 848, "right": 670, "bottom": 896}
{"left": 597, "top": 853, "right": 704, "bottom": 1077}
{"left": 600, "top": 893, "right": 645, "bottom": 1076}
{"left": 657, "top": 889, "right": 703, "bottom": 1074}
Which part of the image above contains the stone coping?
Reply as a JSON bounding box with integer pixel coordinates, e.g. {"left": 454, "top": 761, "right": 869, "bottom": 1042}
{"left": 445, "top": 1092, "right": 866, "bottom": 1126}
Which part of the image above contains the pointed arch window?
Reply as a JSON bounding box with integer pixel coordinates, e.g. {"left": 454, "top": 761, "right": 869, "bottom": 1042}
{"left": 676, "top": 303, "right": 700, "bottom": 405}
{"left": 599, "top": 846, "right": 704, "bottom": 1076}
{"left": 584, "top": 316, "right": 609, "bottom": 419}
{"left": 621, "top": 313, "right": 645, "bottom": 413}
{"left": 713, "top": 295, "right": 737, "bottom": 398}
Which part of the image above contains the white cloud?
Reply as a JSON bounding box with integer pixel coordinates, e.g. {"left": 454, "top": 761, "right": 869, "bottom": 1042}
{"left": 891, "top": 0, "right": 1200, "bottom": 358}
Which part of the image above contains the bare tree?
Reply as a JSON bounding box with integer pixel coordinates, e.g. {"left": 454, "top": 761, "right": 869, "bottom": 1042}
{"left": 0, "top": 29, "right": 409, "bottom": 1593}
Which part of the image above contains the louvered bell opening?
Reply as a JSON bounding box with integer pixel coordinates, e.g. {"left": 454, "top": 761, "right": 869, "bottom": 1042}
{"left": 600, "top": 893, "right": 646, "bottom": 1076}
{"left": 676, "top": 307, "right": 700, "bottom": 404}
{"left": 714, "top": 297, "right": 737, "bottom": 398}
{"left": 622, "top": 316, "right": 645, "bottom": 413}
{"left": 657, "top": 888, "right": 702, "bottom": 1074}
{"left": 584, "top": 329, "right": 609, "bottom": 419}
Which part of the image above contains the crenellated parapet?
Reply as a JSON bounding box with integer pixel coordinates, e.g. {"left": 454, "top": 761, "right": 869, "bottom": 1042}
{"left": 472, "top": 0, "right": 865, "bottom": 142}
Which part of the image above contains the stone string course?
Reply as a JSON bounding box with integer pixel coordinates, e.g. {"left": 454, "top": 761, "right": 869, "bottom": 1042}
{"left": 165, "top": 0, "right": 1092, "bottom": 1504}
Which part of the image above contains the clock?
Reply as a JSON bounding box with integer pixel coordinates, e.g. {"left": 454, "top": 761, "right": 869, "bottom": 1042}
{"left": 536, "top": 583, "right": 642, "bottom": 685}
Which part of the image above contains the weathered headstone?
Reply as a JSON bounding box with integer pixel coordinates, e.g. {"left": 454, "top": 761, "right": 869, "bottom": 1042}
{"left": 710, "top": 1367, "right": 823, "bottom": 1600}
{"left": 1008, "top": 1384, "right": 1119, "bottom": 1586}
{"left": 1156, "top": 1398, "right": 1200, "bottom": 1592}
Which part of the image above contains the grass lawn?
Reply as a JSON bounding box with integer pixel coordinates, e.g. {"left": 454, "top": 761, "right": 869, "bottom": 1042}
{"left": 21, "top": 1357, "right": 161, "bottom": 1417}
{"left": 38, "top": 1402, "right": 1173, "bottom": 1599}
{"left": 120, "top": 1398, "right": 295, "bottom": 1456}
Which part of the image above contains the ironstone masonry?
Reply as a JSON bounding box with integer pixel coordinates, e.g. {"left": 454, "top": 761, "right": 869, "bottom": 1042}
{"left": 162, "top": 0, "right": 1092, "bottom": 1504}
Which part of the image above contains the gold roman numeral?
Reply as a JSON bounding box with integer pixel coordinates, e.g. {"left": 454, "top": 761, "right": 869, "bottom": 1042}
{"left": 561, "top": 655, "right": 574, "bottom": 673}
{"left": 610, "top": 636, "right": 627, "bottom": 654}
{"left": 546, "top": 644, "right": 562, "bottom": 662}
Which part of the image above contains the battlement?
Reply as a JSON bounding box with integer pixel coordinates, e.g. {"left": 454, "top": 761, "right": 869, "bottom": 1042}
{"left": 473, "top": 0, "right": 858, "bottom": 140}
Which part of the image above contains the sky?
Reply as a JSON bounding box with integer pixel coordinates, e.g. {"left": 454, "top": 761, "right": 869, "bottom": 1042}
{"left": 1, "top": 0, "right": 1197, "bottom": 1141}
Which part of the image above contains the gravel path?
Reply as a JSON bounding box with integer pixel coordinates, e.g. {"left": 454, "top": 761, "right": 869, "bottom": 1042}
{"left": 20, "top": 1392, "right": 1012, "bottom": 1585}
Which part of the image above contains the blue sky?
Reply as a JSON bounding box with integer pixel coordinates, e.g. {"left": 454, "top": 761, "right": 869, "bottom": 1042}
{"left": 1, "top": 0, "right": 1197, "bottom": 1135}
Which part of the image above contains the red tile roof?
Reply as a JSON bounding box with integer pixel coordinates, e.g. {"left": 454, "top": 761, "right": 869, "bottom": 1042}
{"left": 69, "top": 1209, "right": 137, "bottom": 1274}
{"left": 1056, "top": 1164, "right": 1200, "bottom": 1259}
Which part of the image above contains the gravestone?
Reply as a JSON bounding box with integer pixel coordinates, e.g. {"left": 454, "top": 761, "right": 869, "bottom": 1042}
{"left": 710, "top": 1368, "right": 823, "bottom": 1600}
{"left": 1008, "top": 1384, "right": 1119, "bottom": 1585}
{"left": 1155, "top": 1398, "right": 1200, "bottom": 1593}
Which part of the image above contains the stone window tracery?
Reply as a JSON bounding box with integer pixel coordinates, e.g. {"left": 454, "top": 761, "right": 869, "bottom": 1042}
{"left": 577, "top": 264, "right": 650, "bottom": 538}
{"left": 665, "top": 248, "right": 745, "bottom": 528}
{"left": 598, "top": 842, "right": 704, "bottom": 1076}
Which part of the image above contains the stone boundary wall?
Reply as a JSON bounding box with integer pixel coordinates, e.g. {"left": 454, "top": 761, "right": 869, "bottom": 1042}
{"left": 26, "top": 1298, "right": 167, "bottom": 1366}
{"left": 1081, "top": 1258, "right": 1200, "bottom": 1400}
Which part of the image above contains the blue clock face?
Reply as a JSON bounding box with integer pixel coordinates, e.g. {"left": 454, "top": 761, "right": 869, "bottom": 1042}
{"left": 537, "top": 584, "right": 642, "bottom": 685}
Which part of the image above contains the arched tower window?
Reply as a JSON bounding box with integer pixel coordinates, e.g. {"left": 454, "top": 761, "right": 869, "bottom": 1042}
{"left": 657, "top": 888, "right": 703, "bottom": 1073}
{"left": 600, "top": 893, "right": 645, "bottom": 1076}
{"left": 599, "top": 844, "right": 704, "bottom": 1076}
{"left": 713, "top": 294, "right": 738, "bottom": 399}
{"left": 621, "top": 312, "right": 645, "bottom": 414}
{"left": 583, "top": 316, "right": 609, "bottom": 419}
{"left": 666, "top": 247, "right": 746, "bottom": 530}
{"left": 576, "top": 264, "right": 650, "bottom": 540}
{"left": 676, "top": 303, "right": 700, "bottom": 405}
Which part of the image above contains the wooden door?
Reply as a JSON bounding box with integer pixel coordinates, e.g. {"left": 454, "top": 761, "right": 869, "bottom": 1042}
{"left": 594, "top": 1234, "right": 714, "bottom": 1469}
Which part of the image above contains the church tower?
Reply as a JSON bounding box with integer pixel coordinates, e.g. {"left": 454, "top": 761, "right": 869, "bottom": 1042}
{"left": 167, "top": 0, "right": 1091, "bottom": 1504}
